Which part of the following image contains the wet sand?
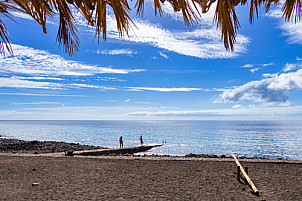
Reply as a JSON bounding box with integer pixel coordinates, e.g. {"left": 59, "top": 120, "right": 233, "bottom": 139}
{"left": 1, "top": 154, "right": 301, "bottom": 200}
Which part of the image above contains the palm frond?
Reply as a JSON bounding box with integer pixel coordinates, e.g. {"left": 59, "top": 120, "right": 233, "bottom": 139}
{"left": 0, "top": 1, "right": 21, "bottom": 55}
{"left": 2, "top": 0, "right": 302, "bottom": 57}
{"left": 249, "top": 0, "right": 259, "bottom": 23}
{"left": 68, "top": 0, "right": 95, "bottom": 27}
{"left": 13, "top": 0, "right": 54, "bottom": 34}
{"left": 263, "top": 0, "right": 279, "bottom": 13}
{"left": 283, "top": 0, "right": 302, "bottom": 22}
{"left": 167, "top": 0, "right": 181, "bottom": 12}
{"left": 197, "top": 0, "right": 214, "bottom": 14}
{"left": 135, "top": 0, "right": 144, "bottom": 16}
{"left": 94, "top": 0, "right": 106, "bottom": 40}
{"left": 50, "top": 0, "right": 79, "bottom": 55}
{"left": 0, "top": 19, "right": 13, "bottom": 56}
{"left": 181, "top": 0, "right": 200, "bottom": 25}
{"left": 215, "top": 0, "right": 240, "bottom": 50}
{"left": 106, "top": 0, "right": 135, "bottom": 38}
{"left": 154, "top": 0, "right": 163, "bottom": 15}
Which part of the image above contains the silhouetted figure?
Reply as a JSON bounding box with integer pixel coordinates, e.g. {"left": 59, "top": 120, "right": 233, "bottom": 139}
{"left": 139, "top": 135, "right": 143, "bottom": 145}
{"left": 119, "top": 136, "right": 123, "bottom": 148}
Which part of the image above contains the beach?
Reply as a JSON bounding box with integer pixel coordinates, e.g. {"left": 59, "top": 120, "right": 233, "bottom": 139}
{"left": 1, "top": 138, "right": 302, "bottom": 200}
{"left": 1, "top": 153, "right": 301, "bottom": 200}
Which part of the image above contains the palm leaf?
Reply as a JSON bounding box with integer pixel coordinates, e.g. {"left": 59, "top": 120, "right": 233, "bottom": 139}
{"left": 13, "top": 0, "right": 54, "bottom": 34}
{"left": 94, "top": 0, "right": 106, "bottom": 40}
{"left": 167, "top": 0, "right": 180, "bottom": 12}
{"left": 135, "top": 0, "right": 144, "bottom": 16}
{"left": 181, "top": 0, "right": 200, "bottom": 25}
{"left": 0, "top": 1, "right": 21, "bottom": 55}
{"left": 154, "top": 0, "right": 163, "bottom": 15}
{"left": 2, "top": 0, "right": 302, "bottom": 57}
{"left": 215, "top": 0, "right": 240, "bottom": 50}
{"left": 106, "top": 0, "right": 135, "bottom": 38}
{"left": 249, "top": 0, "right": 259, "bottom": 23}
{"left": 0, "top": 19, "right": 12, "bottom": 56}
{"left": 66, "top": 0, "right": 95, "bottom": 26}
{"left": 263, "top": 0, "right": 279, "bottom": 13}
{"left": 50, "top": 0, "right": 79, "bottom": 55}
{"left": 283, "top": 0, "right": 302, "bottom": 22}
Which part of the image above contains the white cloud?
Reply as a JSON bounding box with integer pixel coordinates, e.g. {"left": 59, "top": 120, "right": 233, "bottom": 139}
{"left": 15, "top": 76, "right": 64, "bottom": 81}
{"left": 125, "top": 99, "right": 131, "bottom": 103}
{"left": 0, "top": 75, "right": 203, "bottom": 91}
{"left": 67, "top": 83, "right": 116, "bottom": 90}
{"left": 72, "top": 6, "right": 249, "bottom": 59}
{"left": 0, "top": 106, "right": 166, "bottom": 120}
{"left": 134, "top": 101, "right": 152, "bottom": 104}
{"left": 98, "top": 77, "right": 126, "bottom": 82}
{"left": 12, "top": 102, "right": 60, "bottom": 105}
{"left": 242, "top": 64, "right": 253, "bottom": 68}
{"left": 262, "top": 73, "right": 278, "bottom": 78}
{"left": 217, "top": 69, "right": 302, "bottom": 104}
{"left": 262, "top": 62, "right": 274, "bottom": 67}
{"left": 126, "top": 87, "right": 202, "bottom": 92}
{"left": 160, "top": 0, "right": 216, "bottom": 24}
{"left": 0, "top": 44, "right": 144, "bottom": 77}
{"left": 0, "top": 92, "right": 83, "bottom": 97}
{"left": 250, "top": 68, "right": 260, "bottom": 73}
{"left": 168, "top": 27, "right": 249, "bottom": 59}
{"left": 266, "top": 9, "right": 283, "bottom": 19}
{"left": 281, "top": 22, "right": 302, "bottom": 45}
{"left": 2, "top": 104, "right": 302, "bottom": 120}
{"left": 242, "top": 63, "right": 273, "bottom": 72}
{"left": 159, "top": 52, "right": 169, "bottom": 59}
{"left": 0, "top": 77, "right": 63, "bottom": 89}
{"left": 232, "top": 104, "right": 242, "bottom": 108}
{"left": 204, "top": 88, "right": 226, "bottom": 92}
{"left": 127, "top": 105, "right": 302, "bottom": 120}
{"left": 97, "top": 49, "right": 138, "bottom": 56}
{"left": 2, "top": 101, "right": 302, "bottom": 120}
{"left": 106, "top": 100, "right": 117, "bottom": 103}
{"left": 266, "top": 3, "right": 302, "bottom": 45}
{"left": 0, "top": 76, "right": 118, "bottom": 90}
{"left": 282, "top": 63, "right": 298, "bottom": 72}
{"left": 10, "top": 4, "right": 250, "bottom": 59}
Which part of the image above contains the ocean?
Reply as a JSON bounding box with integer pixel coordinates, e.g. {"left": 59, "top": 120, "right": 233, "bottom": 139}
{"left": 0, "top": 120, "right": 301, "bottom": 160}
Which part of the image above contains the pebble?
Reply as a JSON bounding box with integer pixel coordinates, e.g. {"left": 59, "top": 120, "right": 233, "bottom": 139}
{"left": 32, "top": 183, "right": 39, "bottom": 186}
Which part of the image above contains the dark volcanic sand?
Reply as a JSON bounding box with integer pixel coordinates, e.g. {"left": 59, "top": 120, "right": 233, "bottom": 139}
{"left": 0, "top": 155, "right": 301, "bottom": 200}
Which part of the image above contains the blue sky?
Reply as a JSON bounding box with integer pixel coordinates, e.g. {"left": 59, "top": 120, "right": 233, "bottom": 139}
{"left": 0, "top": 1, "right": 302, "bottom": 120}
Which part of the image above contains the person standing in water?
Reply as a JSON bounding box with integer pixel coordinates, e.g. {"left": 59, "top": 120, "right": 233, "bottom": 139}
{"left": 139, "top": 135, "right": 143, "bottom": 146}
{"left": 119, "top": 136, "right": 123, "bottom": 148}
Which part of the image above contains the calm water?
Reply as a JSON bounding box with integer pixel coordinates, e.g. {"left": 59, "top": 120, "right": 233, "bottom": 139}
{"left": 0, "top": 120, "right": 301, "bottom": 160}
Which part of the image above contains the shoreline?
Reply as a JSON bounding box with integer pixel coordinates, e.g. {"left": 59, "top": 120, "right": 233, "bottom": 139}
{"left": 1, "top": 137, "right": 302, "bottom": 200}
{"left": 1, "top": 137, "right": 301, "bottom": 163}
{"left": 0, "top": 137, "right": 105, "bottom": 154}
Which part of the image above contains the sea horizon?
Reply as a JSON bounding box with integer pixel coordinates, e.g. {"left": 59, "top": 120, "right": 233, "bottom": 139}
{"left": 1, "top": 120, "right": 301, "bottom": 160}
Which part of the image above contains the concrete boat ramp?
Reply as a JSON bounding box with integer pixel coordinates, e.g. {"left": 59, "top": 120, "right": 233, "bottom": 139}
{"left": 73, "top": 144, "right": 163, "bottom": 156}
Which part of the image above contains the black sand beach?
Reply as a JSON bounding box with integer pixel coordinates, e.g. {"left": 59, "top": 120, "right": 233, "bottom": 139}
{"left": 0, "top": 138, "right": 301, "bottom": 200}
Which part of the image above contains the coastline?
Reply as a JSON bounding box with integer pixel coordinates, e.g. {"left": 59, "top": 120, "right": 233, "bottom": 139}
{"left": 1, "top": 137, "right": 301, "bottom": 161}
{"left": 0, "top": 137, "right": 105, "bottom": 154}
{"left": 1, "top": 137, "right": 302, "bottom": 200}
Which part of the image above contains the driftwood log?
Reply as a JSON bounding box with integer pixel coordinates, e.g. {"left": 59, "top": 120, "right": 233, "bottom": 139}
{"left": 232, "top": 154, "right": 259, "bottom": 195}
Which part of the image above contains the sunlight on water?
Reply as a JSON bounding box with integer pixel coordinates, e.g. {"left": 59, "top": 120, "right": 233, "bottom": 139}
{"left": 0, "top": 120, "right": 301, "bottom": 160}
